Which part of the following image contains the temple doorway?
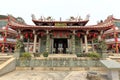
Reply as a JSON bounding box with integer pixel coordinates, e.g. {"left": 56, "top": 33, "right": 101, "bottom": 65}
{"left": 54, "top": 38, "right": 68, "bottom": 53}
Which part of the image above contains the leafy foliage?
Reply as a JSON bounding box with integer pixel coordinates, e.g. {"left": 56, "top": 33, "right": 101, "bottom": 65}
{"left": 97, "top": 40, "right": 107, "bottom": 53}
{"left": 43, "top": 52, "right": 49, "bottom": 57}
{"left": 76, "top": 52, "right": 101, "bottom": 59}
{"left": 33, "top": 53, "right": 40, "bottom": 57}
{"left": 21, "top": 52, "right": 31, "bottom": 60}
{"left": 15, "top": 39, "right": 25, "bottom": 56}
{"left": 76, "top": 53, "right": 88, "bottom": 57}
{"left": 88, "top": 52, "right": 101, "bottom": 59}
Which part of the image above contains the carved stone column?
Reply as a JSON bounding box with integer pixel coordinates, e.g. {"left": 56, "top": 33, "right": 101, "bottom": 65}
{"left": 80, "top": 38, "right": 83, "bottom": 53}
{"left": 33, "top": 30, "right": 37, "bottom": 53}
{"left": 72, "top": 30, "right": 75, "bottom": 54}
{"left": 18, "top": 30, "right": 23, "bottom": 40}
{"left": 98, "top": 30, "right": 103, "bottom": 41}
{"left": 46, "top": 30, "right": 50, "bottom": 53}
{"left": 84, "top": 31, "right": 89, "bottom": 53}
{"left": 38, "top": 38, "right": 41, "bottom": 53}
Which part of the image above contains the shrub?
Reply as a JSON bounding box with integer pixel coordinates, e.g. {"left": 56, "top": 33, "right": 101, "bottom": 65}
{"left": 33, "top": 53, "right": 40, "bottom": 57}
{"left": 43, "top": 52, "right": 48, "bottom": 57}
{"left": 21, "top": 52, "right": 31, "bottom": 60}
{"left": 88, "top": 52, "right": 101, "bottom": 60}
{"left": 76, "top": 53, "right": 88, "bottom": 57}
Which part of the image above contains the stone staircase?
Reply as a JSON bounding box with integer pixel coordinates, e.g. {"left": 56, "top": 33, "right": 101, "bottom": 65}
{"left": 0, "top": 55, "right": 16, "bottom": 76}
{"left": 0, "top": 55, "right": 11, "bottom": 65}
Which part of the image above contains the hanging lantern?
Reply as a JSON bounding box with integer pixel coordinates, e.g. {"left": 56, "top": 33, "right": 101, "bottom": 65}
{"left": 59, "top": 32, "right": 62, "bottom": 37}
{"left": 65, "top": 32, "right": 69, "bottom": 37}
{"left": 41, "top": 32, "right": 44, "bottom": 37}
{"left": 53, "top": 32, "right": 57, "bottom": 37}
{"left": 30, "top": 33, "right": 33, "bottom": 38}
{"left": 77, "top": 33, "right": 80, "bottom": 37}
{"left": 25, "top": 33, "right": 28, "bottom": 39}
{"left": 93, "top": 33, "right": 96, "bottom": 38}
{"left": 102, "top": 35, "right": 105, "bottom": 38}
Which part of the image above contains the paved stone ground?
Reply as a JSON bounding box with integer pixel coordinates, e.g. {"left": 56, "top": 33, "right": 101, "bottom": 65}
{"left": 0, "top": 70, "right": 88, "bottom": 80}
{"left": 0, "top": 70, "right": 108, "bottom": 80}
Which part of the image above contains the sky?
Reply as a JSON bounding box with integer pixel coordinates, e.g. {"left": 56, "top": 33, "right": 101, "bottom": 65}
{"left": 0, "top": 0, "right": 120, "bottom": 25}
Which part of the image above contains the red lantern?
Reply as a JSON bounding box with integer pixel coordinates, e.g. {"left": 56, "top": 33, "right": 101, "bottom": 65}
{"left": 93, "top": 33, "right": 96, "bottom": 38}
{"left": 41, "top": 32, "right": 44, "bottom": 37}
{"left": 77, "top": 33, "right": 80, "bottom": 37}
{"left": 102, "top": 35, "right": 105, "bottom": 38}
{"left": 25, "top": 33, "right": 28, "bottom": 39}
{"left": 53, "top": 32, "right": 56, "bottom": 37}
{"left": 65, "top": 32, "right": 69, "bottom": 37}
{"left": 59, "top": 32, "right": 62, "bottom": 37}
{"left": 30, "top": 33, "right": 33, "bottom": 38}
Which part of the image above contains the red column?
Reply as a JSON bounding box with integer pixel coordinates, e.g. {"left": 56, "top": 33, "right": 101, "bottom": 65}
{"left": 113, "top": 27, "right": 119, "bottom": 53}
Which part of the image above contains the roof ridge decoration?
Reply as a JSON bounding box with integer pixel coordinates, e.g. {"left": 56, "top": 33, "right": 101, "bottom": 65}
{"left": 31, "top": 14, "right": 90, "bottom": 22}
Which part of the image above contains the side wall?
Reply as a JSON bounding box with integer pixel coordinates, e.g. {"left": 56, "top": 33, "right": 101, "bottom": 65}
{"left": 0, "top": 57, "right": 16, "bottom": 76}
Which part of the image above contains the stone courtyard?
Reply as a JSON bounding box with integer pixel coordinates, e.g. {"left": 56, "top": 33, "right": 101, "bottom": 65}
{"left": 0, "top": 70, "right": 108, "bottom": 80}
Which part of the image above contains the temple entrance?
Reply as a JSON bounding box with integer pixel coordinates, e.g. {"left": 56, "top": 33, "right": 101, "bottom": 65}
{"left": 54, "top": 38, "right": 68, "bottom": 53}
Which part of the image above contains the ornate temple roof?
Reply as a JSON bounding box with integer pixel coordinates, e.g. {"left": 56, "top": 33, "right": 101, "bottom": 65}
{"left": 8, "top": 15, "right": 114, "bottom": 31}
{"left": 104, "top": 15, "right": 120, "bottom": 34}
{"left": 0, "top": 26, "right": 17, "bottom": 34}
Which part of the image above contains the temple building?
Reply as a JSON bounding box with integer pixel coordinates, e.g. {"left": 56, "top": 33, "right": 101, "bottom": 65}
{"left": 2, "top": 14, "right": 120, "bottom": 53}
{"left": 104, "top": 16, "right": 120, "bottom": 53}
{"left": 6, "top": 14, "right": 114, "bottom": 54}
{"left": 0, "top": 15, "right": 17, "bottom": 52}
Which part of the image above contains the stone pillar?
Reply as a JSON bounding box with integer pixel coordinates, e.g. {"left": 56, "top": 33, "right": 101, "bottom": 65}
{"left": 84, "top": 34, "right": 88, "bottom": 53}
{"left": 80, "top": 38, "right": 83, "bottom": 53}
{"left": 33, "top": 30, "right": 37, "bottom": 53}
{"left": 26, "top": 38, "right": 30, "bottom": 52}
{"left": 38, "top": 38, "right": 41, "bottom": 53}
{"left": 98, "top": 35, "right": 101, "bottom": 41}
{"left": 67, "top": 39, "right": 70, "bottom": 53}
{"left": 91, "top": 39, "right": 95, "bottom": 52}
{"left": 108, "top": 70, "right": 119, "bottom": 80}
{"left": 51, "top": 39, "right": 53, "bottom": 54}
{"left": 46, "top": 30, "right": 50, "bottom": 53}
{"left": 72, "top": 30, "right": 75, "bottom": 54}
{"left": 20, "top": 35, "right": 24, "bottom": 40}
{"left": 98, "top": 30, "right": 103, "bottom": 41}
{"left": 18, "top": 30, "right": 23, "bottom": 40}
{"left": 69, "top": 39, "right": 72, "bottom": 53}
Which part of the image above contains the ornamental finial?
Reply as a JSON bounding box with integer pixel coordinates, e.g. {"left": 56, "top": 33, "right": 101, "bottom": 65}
{"left": 85, "top": 14, "right": 90, "bottom": 20}
{"left": 31, "top": 14, "right": 36, "bottom": 20}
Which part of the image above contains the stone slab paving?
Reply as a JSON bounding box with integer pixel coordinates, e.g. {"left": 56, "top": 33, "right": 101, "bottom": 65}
{"left": 0, "top": 70, "right": 108, "bottom": 80}
{"left": 0, "top": 70, "right": 88, "bottom": 80}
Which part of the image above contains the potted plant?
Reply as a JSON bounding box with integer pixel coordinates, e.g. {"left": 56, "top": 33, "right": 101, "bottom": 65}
{"left": 14, "top": 39, "right": 25, "bottom": 58}
{"left": 20, "top": 52, "right": 31, "bottom": 60}
{"left": 43, "top": 52, "right": 48, "bottom": 57}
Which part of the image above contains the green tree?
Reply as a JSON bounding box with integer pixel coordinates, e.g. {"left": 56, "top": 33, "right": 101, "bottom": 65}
{"left": 97, "top": 40, "right": 107, "bottom": 54}
{"left": 15, "top": 39, "right": 25, "bottom": 57}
